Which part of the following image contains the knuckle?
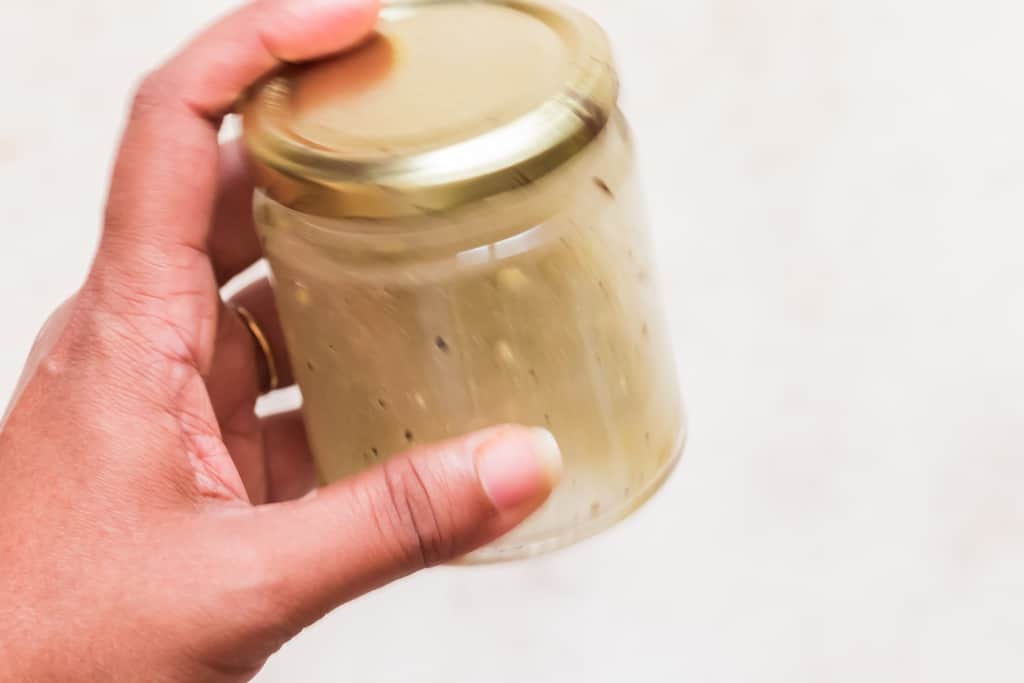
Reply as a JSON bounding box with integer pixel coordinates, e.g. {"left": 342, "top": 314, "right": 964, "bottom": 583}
{"left": 377, "top": 455, "right": 455, "bottom": 569}
{"left": 28, "top": 296, "right": 77, "bottom": 358}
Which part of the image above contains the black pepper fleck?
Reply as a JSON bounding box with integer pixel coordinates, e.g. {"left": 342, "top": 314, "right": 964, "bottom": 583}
{"left": 371, "top": 447, "right": 379, "bottom": 458}
{"left": 435, "top": 336, "right": 450, "bottom": 353}
{"left": 377, "top": 398, "right": 387, "bottom": 409}
{"left": 594, "top": 177, "right": 614, "bottom": 197}
{"left": 404, "top": 429, "right": 414, "bottom": 443}
{"left": 306, "top": 360, "right": 315, "bottom": 372}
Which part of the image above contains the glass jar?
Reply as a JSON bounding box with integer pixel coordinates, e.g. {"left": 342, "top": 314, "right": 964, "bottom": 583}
{"left": 243, "top": 0, "right": 686, "bottom": 562}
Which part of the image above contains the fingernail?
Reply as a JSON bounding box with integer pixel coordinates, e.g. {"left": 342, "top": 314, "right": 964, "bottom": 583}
{"left": 476, "top": 427, "right": 563, "bottom": 510}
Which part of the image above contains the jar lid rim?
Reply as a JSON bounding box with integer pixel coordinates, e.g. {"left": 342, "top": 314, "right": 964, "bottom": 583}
{"left": 241, "top": 0, "right": 618, "bottom": 219}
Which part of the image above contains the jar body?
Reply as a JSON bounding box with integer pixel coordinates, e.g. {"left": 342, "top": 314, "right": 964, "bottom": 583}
{"left": 255, "top": 111, "right": 685, "bottom": 562}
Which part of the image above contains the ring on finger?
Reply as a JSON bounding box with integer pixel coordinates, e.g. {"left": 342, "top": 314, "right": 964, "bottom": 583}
{"left": 233, "top": 304, "right": 280, "bottom": 393}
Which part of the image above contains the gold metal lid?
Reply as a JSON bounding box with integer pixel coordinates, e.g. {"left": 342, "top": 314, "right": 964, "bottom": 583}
{"left": 241, "top": 0, "right": 618, "bottom": 219}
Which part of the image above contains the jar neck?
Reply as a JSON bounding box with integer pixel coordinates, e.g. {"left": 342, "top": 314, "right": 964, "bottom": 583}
{"left": 255, "top": 110, "right": 633, "bottom": 264}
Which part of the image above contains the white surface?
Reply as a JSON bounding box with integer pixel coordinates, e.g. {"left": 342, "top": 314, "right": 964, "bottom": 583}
{"left": 3, "top": 1, "right": 1024, "bottom": 681}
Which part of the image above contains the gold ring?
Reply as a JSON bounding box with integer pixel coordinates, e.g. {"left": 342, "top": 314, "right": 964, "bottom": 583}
{"left": 234, "top": 305, "right": 280, "bottom": 393}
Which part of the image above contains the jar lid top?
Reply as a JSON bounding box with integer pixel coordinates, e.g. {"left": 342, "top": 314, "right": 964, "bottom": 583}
{"left": 241, "top": 0, "right": 618, "bottom": 219}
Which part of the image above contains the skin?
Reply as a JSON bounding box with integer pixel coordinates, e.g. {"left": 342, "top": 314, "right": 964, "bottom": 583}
{"left": 0, "top": 1, "right": 562, "bottom": 681}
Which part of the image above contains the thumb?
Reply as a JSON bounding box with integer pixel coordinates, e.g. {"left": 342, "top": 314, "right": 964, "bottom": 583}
{"left": 232, "top": 426, "right": 562, "bottom": 627}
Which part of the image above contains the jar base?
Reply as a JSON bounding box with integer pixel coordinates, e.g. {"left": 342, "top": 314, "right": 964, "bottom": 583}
{"left": 451, "top": 429, "right": 688, "bottom": 566}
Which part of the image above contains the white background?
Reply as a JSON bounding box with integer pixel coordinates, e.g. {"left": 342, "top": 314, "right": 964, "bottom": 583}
{"left": 3, "top": 1, "right": 1024, "bottom": 681}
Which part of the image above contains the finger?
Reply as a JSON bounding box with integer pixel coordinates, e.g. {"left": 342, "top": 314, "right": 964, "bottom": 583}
{"left": 229, "top": 278, "right": 294, "bottom": 391}
{"left": 208, "top": 279, "right": 295, "bottom": 503}
{"left": 210, "top": 138, "right": 262, "bottom": 286}
{"left": 92, "top": 0, "right": 379, "bottom": 371}
{"left": 208, "top": 277, "right": 294, "bottom": 416}
{"left": 263, "top": 410, "right": 318, "bottom": 503}
{"left": 226, "top": 426, "right": 562, "bottom": 628}
{"left": 217, "top": 409, "right": 314, "bottom": 506}
{"left": 105, "top": 0, "right": 379, "bottom": 253}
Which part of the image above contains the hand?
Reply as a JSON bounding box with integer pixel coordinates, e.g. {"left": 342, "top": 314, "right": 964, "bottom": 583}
{"left": 0, "top": 1, "right": 561, "bottom": 681}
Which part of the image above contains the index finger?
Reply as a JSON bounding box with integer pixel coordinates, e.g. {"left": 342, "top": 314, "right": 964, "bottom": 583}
{"left": 93, "top": 0, "right": 379, "bottom": 368}
{"left": 104, "top": 0, "right": 379, "bottom": 259}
